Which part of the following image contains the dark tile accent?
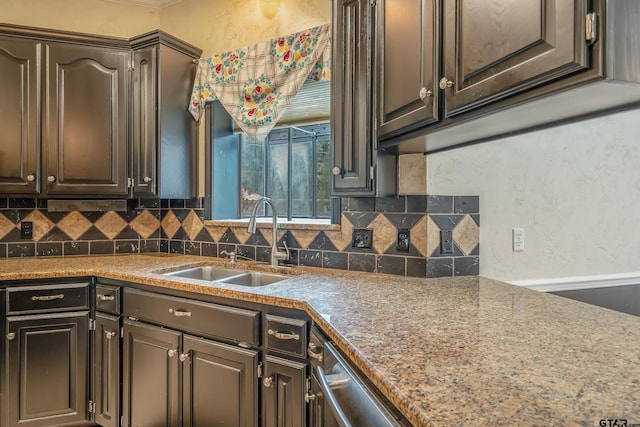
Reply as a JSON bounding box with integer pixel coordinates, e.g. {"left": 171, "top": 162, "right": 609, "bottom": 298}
{"left": 454, "top": 196, "right": 480, "bottom": 214}
{"left": 2, "top": 228, "right": 21, "bottom": 242}
{"left": 256, "top": 246, "right": 271, "bottom": 263}
{"left": 201, "top": 242, "right": 218, "bottom": 257}
{"left": 280, "top": 231, "right": 302, "bottom": 249}
{"left": 8, "top": 243, "right": 35, "bottom": 257}
{"left": 376, "top": 197, "right": 405, "bottom": 213}
{"left": 469, "top": 244, "right": 480, "bottom": 256}
{"left": 246, "top": 231, "right": 270, "bottom": 246}
{"left": 195, "top": 228, "right": 214, "bottom": 243}
{"left": 0, "top": 243, "right": 6, "bottom": 258}
{"left": 427, "top": 258, "right": 453, "bottom": 278}
{"left": 322, "top": 252, "right": 348, "bottom": 270}
{"left": 160, "top": 239, "right": 169, "bottom": 253}
{"left": 64, "top": 242, "right": 89, "bottom": 256}
{"left": 299, "top": 250, "right": 322, "bottom": 267}
{"left": 172, "top": 209, "right": 192, "bottom": 222}
{"left": 9, "top": 198, "right": 36, "bottom": 209}
{"left": 140, "top": 240, "right": 160, "bottom": 253}
{"left": 346, "top": 197, "right": 375, "bottom": 212}
{"left": 117, "top": 209, "right": 139, "bottom": 223}
{"left": 237, "top": 245, "right": 256, "bottom": 261}
{"left": 115, "top": 240, "right": 140, "bottom": 254}
{"left": 429, "top": 214, "right": 465, "bottom": 231}
{"left": 377, "top": 255, "right": 405, "bottom": 276}
{"left": 138, "top": 198, "right": 160, "bottom": 209}
{"left": 471, "top": 214, "right": 480, "bottom": 227}
{"left": 0, "top": 198, "right": 7, "bottom": 209}
{"left": 116, "top": 226, "right": 140, "bottom": 240}
{"left": 36, "top": 242, "right": 62, "bottom": 257}
{"left": 406, "top": 257, "right": 427, "bottom": 278}
{"left": 81, "top": 211, "right": 104, "bottom": 223}
{"left": 40, "top": 227, "right": 69, "bottom": 242}
{"left": 36, "top": 199, "right": 48, "bottom": 209}
{"left": 160, "top": 199, "right": 170, "bottom": 209}
{"left": 385, "top": 213, "right": 424, "bottom": 230}
{"left": 406, "top": 196, "right": 428, "bottom": 212}
{"left": 3, "top": 211, "right": 24, "bottom": 224}
{"left": 429, "top": 241, "right": 465, "bottom": 258}
{"left": 219, "top": 228, "right": 240, "bottom": 244}
{"left": 169, "top": 241, "right": 185, "bottom": 254}
{"left": 185, "top": 198, "right": 202, "bottom": 209}
{"left": 42, "top": 211, "right": 66, "bottom": 223}
{"left": 79, "top": 226, "right": 109, "bottom": 241}
{"left": 426, "top": 196, "right": 454, "bottom": 214}
{"left": 454, "top": 256, "right": 480, "bottom": 276}
{"left": 171, "top": 227, "right": 189, "bottom": 241}
{"left": 184, "top": 241, "right": 201, "bottom": 256}
{"left": 343, "top": 212, "right": 378, "bottom": 229}
{"left": 348, "top": 253, "right": 376, "bottom": 273}
{"left": 90, "top": 241, "right": 115, "bottom": 255}
{"left": 170, "top": 199, "right": 185, "bottom": 209}
{"left": 307, "top": 232, "right": 338, "bottom": 251}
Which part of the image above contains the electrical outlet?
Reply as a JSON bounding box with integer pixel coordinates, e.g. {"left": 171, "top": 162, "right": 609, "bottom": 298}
{"left": 21, "top": 221, "right": 33, "bottom": 240}
{"left": 440, "top": 230, "right": 454, "bottom": 254}
{"left": 352, "top": 228, "right": 373, "bottom": 249}
{"left": 513, "top": 228, "right": 525, "bottom": 251}
{"left": 396, "top": 229, "right": 410, "bottom": 251}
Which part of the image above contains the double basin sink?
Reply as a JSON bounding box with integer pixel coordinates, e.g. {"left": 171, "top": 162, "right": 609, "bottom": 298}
{"left": 163, "top": 265, "right": 288, "bottom": 287}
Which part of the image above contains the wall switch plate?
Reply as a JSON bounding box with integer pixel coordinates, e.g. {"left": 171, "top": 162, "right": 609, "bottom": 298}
{"left": 21, "top": 221, "right": 33, "bottom": 240}
{"left": 513, "top": 228, "right": 525, "bottom": 251}
{"left": 440, "top": 229, "right": 454, "bottom": 254}
{"left": 352, "top": 228, "right": 373, "bottom": 249}
{"left": 396, "top": 229, "right": 410, "bottom": 251}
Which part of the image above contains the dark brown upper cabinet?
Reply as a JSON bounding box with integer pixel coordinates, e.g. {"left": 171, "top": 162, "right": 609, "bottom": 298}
{"left": 130, "top": 31, "right": 201, "bottom": 199}
{"left": 0, "top": 35, "right": 40, "bottom": 195}
{"left": 376, "top": 0, "right": 640, "bottom": 153}
{"left": 43, "top": 42, "right": 129, "bottom": 197}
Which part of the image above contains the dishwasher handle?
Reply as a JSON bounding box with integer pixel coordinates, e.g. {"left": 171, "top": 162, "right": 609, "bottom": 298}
{"left": 315, "top": 364, "right": 352, "bottom": 427}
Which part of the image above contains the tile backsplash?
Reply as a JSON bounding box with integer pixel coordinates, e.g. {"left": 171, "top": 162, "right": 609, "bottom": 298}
{"left": 0, "top": 195, "right": 479, "bottom": 278}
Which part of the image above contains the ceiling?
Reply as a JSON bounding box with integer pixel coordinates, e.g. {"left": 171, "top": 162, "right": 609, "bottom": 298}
{"left": 106, "top": 0, "right": 184, "bottom": 7}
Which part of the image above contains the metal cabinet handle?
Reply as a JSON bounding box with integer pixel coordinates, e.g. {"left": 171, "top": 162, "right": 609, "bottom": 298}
{"left": 304, "top": 393, "right": 316, "bottom": 403}
{"left": 105, "top": 331, "right": 116, "bottom": 340}
{"left": 168, "top": 308, "right": 192, "bottom": 317}
{"left": 47, "top": 175, "right": 56, "bottom": 183}
{"left": 168, "top": 349, "right": 177, "bottom": 357}
{"left": 332, "top": 166, "right": 343, "bottom": 176}
{"left": 263, "top": 376, "right": 274, "bottom": 387}
{"left": 308, "top": 343, "right": 323, "bottom": 362}
{"left": 27, "top": 174, "right": 36, "bottom": 182}
{"left": 143, "top": 177, "right": 152, "bottom": 183}
{"left": 439, "top": 77, "right": 454, "bottom": 90}
{"left": 315, "top": 365, "right": 352, "bottom": 427}
{"left": 32, "top": 294, "right": 64, "bottom": 302}
{"left": 97, "top": 294, "right": 115, "bottom": 301}
{"left": 179, "top": 353, "right": 190, "bottom": 362}
{"left": 7, "top": 333, "right": 15, "bottom": 341}
{"left": 419, "top": 87, "right": 432, "bottom": 99}
{"left": 268, "top": 329, "right": 300, "bottom": 341}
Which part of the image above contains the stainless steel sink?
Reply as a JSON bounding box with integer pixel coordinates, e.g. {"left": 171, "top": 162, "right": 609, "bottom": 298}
{"left": 163, "top": 266, "right": 288, "bottom": 287}
{"left": 216, "top": 272, "right": 288, "bottom": 287}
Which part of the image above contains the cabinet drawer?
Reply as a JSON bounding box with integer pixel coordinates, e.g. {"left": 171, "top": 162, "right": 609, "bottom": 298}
{"left": 6, "top": 282, "right": 90, "bottom": 315}
{"left": 95, "top": 284, "right": 121, "bottom": 314}
{"left": 123, "top": 288, "right": 260, "bottom": 346}
{"left": 265, "top": 314, "right": 308, "bottom": 358}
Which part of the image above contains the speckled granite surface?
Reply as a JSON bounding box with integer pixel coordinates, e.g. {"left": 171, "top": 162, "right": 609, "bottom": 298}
{"left": 1, "top": 254, "right": 639, "bottom": 426}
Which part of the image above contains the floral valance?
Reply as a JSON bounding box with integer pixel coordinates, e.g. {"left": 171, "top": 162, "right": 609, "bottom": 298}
{"left": 189, "top": 24, "right": 331, "bottom": 140}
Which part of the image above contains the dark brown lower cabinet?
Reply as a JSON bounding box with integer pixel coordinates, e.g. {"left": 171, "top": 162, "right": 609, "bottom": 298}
{"left": 262, "top": 355, "right": 308, "bottom": 427}
{"left": 5, "top": 311, "right": 90, "bottom": 427}
{"left": 122, "top": 318, "right": 259, "bottom": 427}
{"left": 93, "top": 313, "right": 121, "bottom": 427}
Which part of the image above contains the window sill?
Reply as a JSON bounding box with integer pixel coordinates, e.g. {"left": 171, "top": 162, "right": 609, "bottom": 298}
{"left": 204, "top": 218, "right": 340, "bottom": 231}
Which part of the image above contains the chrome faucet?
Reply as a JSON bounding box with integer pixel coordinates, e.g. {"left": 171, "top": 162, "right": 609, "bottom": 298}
{"left": 247, "top": 197, "right": 290, "bottom": 267}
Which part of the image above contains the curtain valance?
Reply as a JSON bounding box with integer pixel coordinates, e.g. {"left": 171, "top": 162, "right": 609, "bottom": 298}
{"left": 189, "top": 24, "right": 331, "bottom": 140}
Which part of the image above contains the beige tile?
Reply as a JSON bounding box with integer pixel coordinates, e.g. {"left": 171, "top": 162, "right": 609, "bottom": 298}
{"left": 23, "top": 211, "right": 55, "bottom": 242}
{"left": 453, "top": 214, "right": 479, "bottom": 255}
{"left": 95, "top": 211, "right": 128, "bottom": 240}
{"left": 57, "top": 211, "right": 92, "bottom": 240}
{"left": 426, "top": 216, "right": 441, "bottom": 257}
{"left": 204, "top": 224, "right": 228, "bottom": 242}
{"left": 410, "top": 215, "right": 429, "bottom": 257}
{"left": 368, "top": 214, "right": 395, "bottom": 254}
{"left": 398, "top": 153, "right": 427, "bottom": 195}
{"left": 325, "top": 214, "right": 353, "bottom": 251}
{"left": 182, "top": 211, "right": 204, "bottom": 241}
{"left": 161, "top": 211, "right": 182, "bottom": 239}
{"left": 0, "top": 213, "right": 17, "bottom": 240}
{"left": 258, "top": 227, "right": 287, "bottom": 246}
{"left": 129, "top": 210, "right": 160, "bottom": 239}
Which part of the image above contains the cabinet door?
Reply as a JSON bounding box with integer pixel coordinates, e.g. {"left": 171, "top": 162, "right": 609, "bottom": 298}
{"left": 262, "top": 355, "right": 308, "bottom": 427}
{"left": 131, "top": 45, "right": 157, "bottom": 197}
{"left": 442, "top": 0, "right": 590, "bottom": 117}
{"left": 182, "top": 335, "right": 259, "bottom": 427}
{"left": 375, "top": 0, "right": 439, "bottom": 140}
{"left": 331, "top": 0, "right": 374, "bottom": 195}
{"left": 43, "top": 42, "right": 128, "bottom": 196}
{"left": 93, "top": 313, "right": 120, "bottom": 427}
{"left": 0, "top": 36, "right": 40, "bottom": 195}
{"left": 122, "top": 319, "right": 181, "bottom": 427}
{"left": 5, "top": 311, "right": 89, "bottom": 427}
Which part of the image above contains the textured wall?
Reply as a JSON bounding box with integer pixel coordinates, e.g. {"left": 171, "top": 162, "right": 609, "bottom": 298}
{"left": 427, "top": 108, "right": 640, "bottom": 282}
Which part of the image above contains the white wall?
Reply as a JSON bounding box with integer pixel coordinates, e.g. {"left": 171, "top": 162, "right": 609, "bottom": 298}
{"left": 427, "top": 108, "right": 640, "bottom": 282}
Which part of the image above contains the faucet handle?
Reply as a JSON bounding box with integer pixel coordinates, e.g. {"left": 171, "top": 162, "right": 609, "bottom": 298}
{"left": 220, "top": 250, "right": 236, "bottom": 263}
{"left": 281, "top": 241, "right": 290, "bottom": 259}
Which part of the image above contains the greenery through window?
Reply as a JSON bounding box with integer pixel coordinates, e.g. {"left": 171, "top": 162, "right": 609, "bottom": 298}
{"left": 240, "top": 123, "right": 331, "bottom": 220}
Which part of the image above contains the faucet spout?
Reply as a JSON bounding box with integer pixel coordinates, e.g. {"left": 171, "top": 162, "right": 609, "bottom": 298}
{"left": 247, "top": 197, "right": 290, "bottom": 267}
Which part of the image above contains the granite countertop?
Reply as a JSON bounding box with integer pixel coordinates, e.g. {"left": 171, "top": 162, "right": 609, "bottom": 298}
{"left": 1, "top": 254, "right": 639, "bottom": 426}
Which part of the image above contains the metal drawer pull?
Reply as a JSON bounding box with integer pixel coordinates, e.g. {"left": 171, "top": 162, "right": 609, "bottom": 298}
{"left": 179, "top": 353, "right": 190, "bottom": 362}
{"left": 168, "top": 349, "right": 177, "bottom": 357}
{"left": 105, "top": 331, "right": 116, "bottom": 340}
{"left": 31, "top": 294, "right": 65, "bottom": 302}
{"left": 7, "top": 333, "right": 16, "bottom": 341}
{"left": 308, "top": 343, "right": 323, "bottom": 362}
{"left": 268, "top": 329, "right": 300, "bottom": 341}
{"left": 168, "top": 308, "right": 192, "bottom": 317}
{"left": 263, "top": 376, "right": 274, "bottom": 387}
{"left": 97, "top": 294, "right": 115, "bottom": 301}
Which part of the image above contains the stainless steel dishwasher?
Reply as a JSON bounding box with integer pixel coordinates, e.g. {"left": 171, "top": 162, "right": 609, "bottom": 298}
{"left": 307, "top": 327, "right": 410, "bottom": 427}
